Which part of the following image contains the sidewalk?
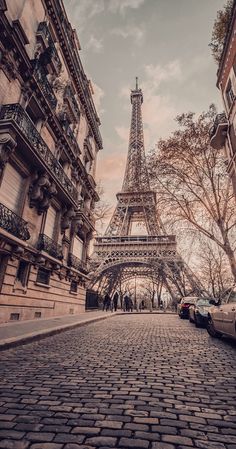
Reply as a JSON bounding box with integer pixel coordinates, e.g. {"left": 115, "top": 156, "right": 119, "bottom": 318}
{"left": 0, "top": 310, "right": 117, "bottom": 351}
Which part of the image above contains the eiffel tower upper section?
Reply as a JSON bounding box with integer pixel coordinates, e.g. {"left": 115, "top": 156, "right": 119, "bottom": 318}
{"left": 122, "top": 77, "right": 150, "bottom": 193}
{"left": 104, "top": 78, "right": 161, "bottom": 236}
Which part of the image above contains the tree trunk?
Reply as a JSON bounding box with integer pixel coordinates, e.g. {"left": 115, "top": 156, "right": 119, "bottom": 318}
{"left": 223, "top": 241, "right": 236, "bottom": 283}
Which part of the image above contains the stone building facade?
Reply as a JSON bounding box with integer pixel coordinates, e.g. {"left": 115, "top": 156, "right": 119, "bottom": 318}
{"left": 0, "top": 0, "right": 102, "bottom": 323}
{"left": 210, "top": 3, "right": 236, "bottom": 196}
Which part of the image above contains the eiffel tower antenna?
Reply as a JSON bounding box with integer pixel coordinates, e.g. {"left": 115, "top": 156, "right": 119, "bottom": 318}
{"left": 136, "top": 76, "right": 138, "bottom": 89}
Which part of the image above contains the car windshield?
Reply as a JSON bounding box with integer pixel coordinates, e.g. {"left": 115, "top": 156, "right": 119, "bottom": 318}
{"left": 196, "top": 299, "right": 212, "bottom": 306}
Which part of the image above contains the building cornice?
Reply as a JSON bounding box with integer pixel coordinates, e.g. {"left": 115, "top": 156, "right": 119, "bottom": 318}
{"left": 44, "top": 0, "right": 103, "bottom": 150}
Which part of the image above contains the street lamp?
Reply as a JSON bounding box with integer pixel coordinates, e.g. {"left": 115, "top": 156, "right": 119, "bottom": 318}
{"left": 134, "top": 274, "right": 138, "bottom": 311}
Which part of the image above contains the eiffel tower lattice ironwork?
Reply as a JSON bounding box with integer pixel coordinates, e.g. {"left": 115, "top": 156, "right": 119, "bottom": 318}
{"left": 89, "top": 79, "right": 204, "bottom": 300}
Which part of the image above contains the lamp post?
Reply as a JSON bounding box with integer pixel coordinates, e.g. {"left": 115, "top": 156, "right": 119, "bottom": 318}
{"left": 134, "top": 274, "right": 138, "bottom": 311}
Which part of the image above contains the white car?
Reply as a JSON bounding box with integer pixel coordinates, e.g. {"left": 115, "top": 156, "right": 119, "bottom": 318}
{"left": 206, "top": 290, "right": 236, "bottom": 339}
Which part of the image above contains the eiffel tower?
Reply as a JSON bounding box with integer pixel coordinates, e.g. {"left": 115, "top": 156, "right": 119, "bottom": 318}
{"left": 89, "top": 79, "right": 203, "bottom": 300}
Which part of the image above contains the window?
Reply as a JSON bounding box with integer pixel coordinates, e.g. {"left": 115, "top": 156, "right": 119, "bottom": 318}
{"left": 34, "top": 311, "right": 42, "bottom": 318}
{"left": 10, "top": 313, "right": 20, "bottom": 321}
{"left": 44, "top": 206, "right": 57, "bottom": 239}
{"left": 73, "top": 236, "right": 84, "bottom": 260}
{"left": 70, "top": 280, "right": 78, "bottom": 293}
{"left": 0, "top": 255, "right": 8, "bottom": 293}
{"left": 0, "top": 164, "right": 25, "bottom": 214}
{"left": 36, "top": 267, "right": 50, "bottom": 285}
{"left": 233, "top": 55, "right": 236, "bottom": 76}
{"left": 226, "top": 79, "right": 235, "bottom": 109}
{"left": 16, "top": 261, "right": 30, "bottom": 287}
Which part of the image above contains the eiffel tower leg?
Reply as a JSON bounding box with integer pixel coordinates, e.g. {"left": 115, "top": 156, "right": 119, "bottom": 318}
{"left": 162, "top": 274, "right": 177, "bottom": 306}
{"left": 182, "top": 264, "right": 207, "bottom": 296}
{"left": 163, "top": 262, "right": 185, "bottom": 298}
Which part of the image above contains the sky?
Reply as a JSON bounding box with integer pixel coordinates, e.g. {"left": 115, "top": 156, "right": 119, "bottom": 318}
{"left": 64, "top": 0, "right": 225, "bottom": 232}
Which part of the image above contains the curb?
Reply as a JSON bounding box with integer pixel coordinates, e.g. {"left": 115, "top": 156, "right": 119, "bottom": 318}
{"left": 0, "top": 313, "right": 118, "bottom": 352}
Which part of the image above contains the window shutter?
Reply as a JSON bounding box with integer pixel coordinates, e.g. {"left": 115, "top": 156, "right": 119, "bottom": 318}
{"left": 44, "top": 206, "right": 57, "bottom": 239}
{"left": 73, "top": 236, "right": 83, "bottom": 260}
{"left": 0, "top": 164, "right": 24, "bottom": 214}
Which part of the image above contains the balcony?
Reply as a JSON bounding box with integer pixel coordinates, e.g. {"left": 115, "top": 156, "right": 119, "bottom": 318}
{"left": 210, "top": 113, "right": 228, "bottom": 150}
{"left": 0, "top": 104, "right": 78, "bottom": 204}
{"left": 33, "top": 61, "right": 57, "bottom": 110}
{"left": 0, "top": 203, "right": 30, "bottom": 241}
{"left": 37, "top": 234, "right": 63, "bottom": 260}
{"left": 64, "top": 85, "right": 80, "bottom": 121}
{"left": 75, "top": 203, "right": 95, "bottom": 230}
{"left": 68, "top": 252, "right": 88, "bottom": 273}
{"left": 58, "top": 111, "right": 81, "bottom": 156}
{"left": 36, "top": 22, "right": 62, "bottom": 74}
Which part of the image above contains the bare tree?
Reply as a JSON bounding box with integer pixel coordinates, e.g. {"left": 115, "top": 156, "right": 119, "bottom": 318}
{"left": 94, "top": 181, "right": 112, "bottom": 233}
{"left": 194, "top": 237, "right": 233, "bottom": 298}
{"left": 148, "top": 106, "right": 236, "bottom": 282}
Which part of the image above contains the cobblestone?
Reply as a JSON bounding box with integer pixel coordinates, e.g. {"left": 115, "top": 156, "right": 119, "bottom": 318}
{"left": 0, "top": 314, "right": 236, "bottom": 448}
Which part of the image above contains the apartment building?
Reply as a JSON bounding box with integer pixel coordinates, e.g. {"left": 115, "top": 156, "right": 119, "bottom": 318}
{"left": 210, "top": 2, "right": 236, "bottom": 195}
{"left": 0, "top": 0, "right": 102, "bottom": 322}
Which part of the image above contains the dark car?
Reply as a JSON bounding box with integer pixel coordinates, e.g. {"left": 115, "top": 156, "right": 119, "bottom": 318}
{"left": 177, "top": 297, "right": 198, "bottom": 319}
{"left": 189, "top": 298, "right": 216, "bottom": 327}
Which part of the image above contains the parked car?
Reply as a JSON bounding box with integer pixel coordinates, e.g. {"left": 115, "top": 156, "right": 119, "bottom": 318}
{"left": 207, "top": 290, "right": 236, "bottom": 339}
{"left": 177, "top": 296, "right": 198, "bottom": 319}
{"left": 189, "top": 298, "right": 216, "bottom": 327}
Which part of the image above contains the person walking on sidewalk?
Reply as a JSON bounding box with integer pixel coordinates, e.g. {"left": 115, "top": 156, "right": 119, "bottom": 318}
{"left": 113, "top": 292, "right": 119, "bottom": 312}
{"left": 103, "top": 293, "right": 111, "bottom": 311}
{"left": 124, "top": 295, "right": 129, "bottom": 312}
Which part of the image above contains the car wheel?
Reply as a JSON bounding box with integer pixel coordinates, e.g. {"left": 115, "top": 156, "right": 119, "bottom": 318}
{"left": 206, "top": 316, "right": 222, "bottom": 338}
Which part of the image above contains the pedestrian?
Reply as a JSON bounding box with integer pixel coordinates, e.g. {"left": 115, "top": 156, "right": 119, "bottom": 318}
{"left": 129, "top": 298, "right": 133, "bottom": 312}
{"left": 124, "top": 294, "right": 129, "bottom": 312}
{"left": 113, "top": 292, "right": 119, "bottom": 312}
{"left": 103, "top": 293, "right": 111, "bottom": 311}
{"left": 105, "top": 293, "right": 111, "bottom": 312}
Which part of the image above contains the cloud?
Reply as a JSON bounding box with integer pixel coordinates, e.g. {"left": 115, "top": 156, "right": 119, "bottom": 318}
{"left": 111, "top": 24, "right": 145, "bottom": 42}
{"left": 144, "top": 60, "right": 182, "bottom": 90}
{"left": 97, "top": 152, "right": 126, "bottom": 181}
{"left": 90, "top": 80, "right": 105, "bottom": 116}
{"left": 65, "top": 0, "right": 146, "bottom": 29}
{"left": 86, "top": 35, "right": 103, "bottom": 53}
{"left": 108, "top": 0, "right": 146, "bottom": 13}
{"left": 115, "top": 125, "right": 130, "bottom": 142}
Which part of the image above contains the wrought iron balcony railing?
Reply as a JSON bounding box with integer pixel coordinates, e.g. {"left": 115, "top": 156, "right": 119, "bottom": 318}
{"left": 37, "top": 22, "right": 62, "bottom": 73}
{"left": 37, "top": 234, "right": 63, "bottom": 260}
{"left": 0, "top": 104, "right": 78, "bottom": 203}
{"left": 33, "top": 61, "right": 57, "bottom": 109}
{"left": 68, "top": 252, "right": 88, "bottom": 272}
{"left": 58, "top": 111, "right": 80, "bottom": 155}
{"left": 210, "top": 113, "right": 228, "bottom": 139}
{"left": 0, "top": 203, "right": 30, "bottom": 241}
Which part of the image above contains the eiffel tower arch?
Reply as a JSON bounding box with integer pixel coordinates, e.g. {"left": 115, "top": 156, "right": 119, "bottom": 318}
{"left": 89, "top": 79, "right": 204, "bottom": 303}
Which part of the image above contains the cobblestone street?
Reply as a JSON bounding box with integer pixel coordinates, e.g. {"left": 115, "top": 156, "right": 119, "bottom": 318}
{"left": 0, "top": 314, "right": 236, "bottom": 449}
